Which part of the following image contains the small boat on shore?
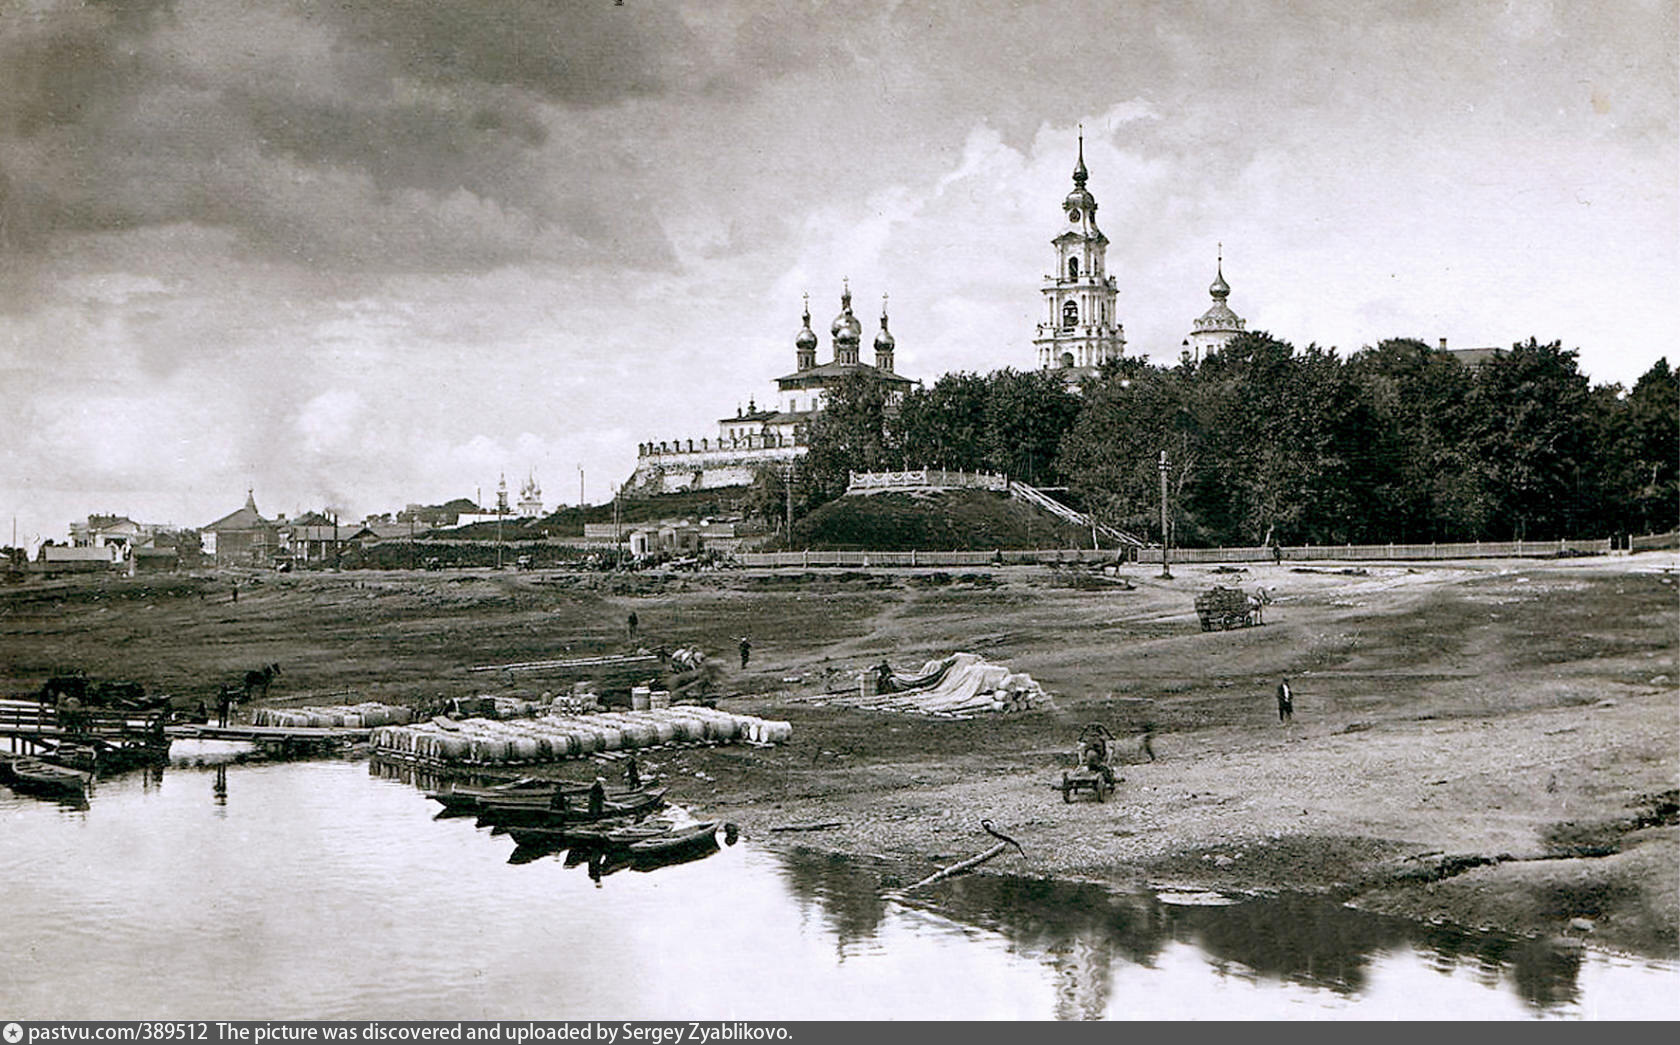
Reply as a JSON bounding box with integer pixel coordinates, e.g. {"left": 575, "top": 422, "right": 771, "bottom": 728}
{"left": 0, "top": 756, "right": 92, "bottom": 799}
{"left": 429, "top": 777, "right": 659, "bottom": 816}
{"left": 476, "top": 788, "right": 667, "bottom": 828}
{"left": 628, "top": 821, "right": 721, "bottom": 860}
{"left": 506, "top": 821, "right": 673, "bottom": 849}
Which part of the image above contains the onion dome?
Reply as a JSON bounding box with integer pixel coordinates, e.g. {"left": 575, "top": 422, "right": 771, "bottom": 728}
{"left": 831, "top": 282, "right": 861, "bottom": 343}
{"left": 1193, "top": 248, "right": 1246, "bottom": 335}
{"left": 1062, "top": 129, "right": 1098, "bottom": 218}
{"left": 874, "top": 294, "right": 895, "bottom": 351}
{"left": 1209, "top": 247, "right": 1230, "bottom": 299}
{"left": 795, "top": 295, "right": 818, "bottom": 350}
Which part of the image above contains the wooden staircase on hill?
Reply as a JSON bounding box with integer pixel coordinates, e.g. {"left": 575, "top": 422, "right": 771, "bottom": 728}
{"left": 1007, "top": 481, "right": 1145, "bottom": 548}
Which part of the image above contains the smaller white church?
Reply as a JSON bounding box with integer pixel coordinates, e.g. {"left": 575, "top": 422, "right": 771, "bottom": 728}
{"left": 1184, "top": 247, "right": 1248, "bottom": 361}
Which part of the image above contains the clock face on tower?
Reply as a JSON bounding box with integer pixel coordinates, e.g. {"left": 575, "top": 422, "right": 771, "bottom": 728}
{"left": 1067, "top": 208, "right": 1081, "bottom": 223}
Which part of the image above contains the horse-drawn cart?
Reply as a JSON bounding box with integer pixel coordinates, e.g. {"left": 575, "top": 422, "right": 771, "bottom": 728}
{"left": 1056, "top": 725, "right": 1120, "bottom": 802}
{"left": 1194, "top": 586, "right": 1257, "bottom": 631}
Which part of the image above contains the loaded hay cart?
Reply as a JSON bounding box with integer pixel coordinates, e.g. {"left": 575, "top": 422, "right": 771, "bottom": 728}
{"left": 1194, "top": 585, "right": 1256, "bottom": 631}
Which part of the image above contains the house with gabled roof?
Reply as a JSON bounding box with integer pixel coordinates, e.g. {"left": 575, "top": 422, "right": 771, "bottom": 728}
{"left": 202, "top": 490, "right": 277, "bottom": 565}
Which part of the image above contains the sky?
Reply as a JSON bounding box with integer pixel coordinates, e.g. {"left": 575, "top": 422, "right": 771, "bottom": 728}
{"left": 1, "top": 0, "right": 1675, "bottom": 545}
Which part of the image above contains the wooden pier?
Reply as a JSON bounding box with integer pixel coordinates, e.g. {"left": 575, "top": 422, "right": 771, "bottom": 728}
{"left": 166, "top": 722, "right": 369, "bottom": 754}
{"left": 0, "top": 697, "right": 170, "bottom": 767}
{"left": 2, "top": 698, "right": 368, "bottom": 762}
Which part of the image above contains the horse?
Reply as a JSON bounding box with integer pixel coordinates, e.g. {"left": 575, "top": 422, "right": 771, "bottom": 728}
{"left": 243, "top": 663, "right": 281, "bottom": 702}
{"left": 1247, "top": 586, "right": 1274, "bottom": 625}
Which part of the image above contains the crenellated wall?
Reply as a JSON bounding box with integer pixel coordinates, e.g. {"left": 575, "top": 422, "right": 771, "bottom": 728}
{"left": 625, "top": 442, "right": 804, "bottom": 494}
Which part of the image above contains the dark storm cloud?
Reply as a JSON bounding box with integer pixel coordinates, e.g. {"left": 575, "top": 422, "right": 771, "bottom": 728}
{"left": 299, "top": 0, "right": 705, "bottom": 105}
{"left": 0, "top": 0, "right": 699, "bottom": 277}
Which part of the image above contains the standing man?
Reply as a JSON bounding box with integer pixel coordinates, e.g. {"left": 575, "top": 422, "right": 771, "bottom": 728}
{"left": 587, "top": 777, "right": 607, "bottom": 817}
{"left": 1276, "top": 678, "right": 1294, "bottom": 724}
{"left": 1141, "top": 720, "right": 1158, "bottom": 762}
{"left": 216, "top": 686, "right": 235, "bottom": 728}
{"left": 738, "top": 636, "right": 752, "bottom": 670}
{"left": 627, "top": 611, "right": 639, "bottom": 639}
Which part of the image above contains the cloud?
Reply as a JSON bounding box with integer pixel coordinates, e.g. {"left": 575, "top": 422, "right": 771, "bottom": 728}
{"left": 0, "top": 0, "right": 685, "bottom": 277}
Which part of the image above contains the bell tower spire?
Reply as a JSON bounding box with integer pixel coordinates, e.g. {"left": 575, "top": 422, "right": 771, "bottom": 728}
{"left": 1033, "top": 132, "right": 1124, "bottom": 379}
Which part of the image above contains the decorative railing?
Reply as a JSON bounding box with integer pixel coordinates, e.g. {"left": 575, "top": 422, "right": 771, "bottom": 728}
{"left": 845, "top": 469, "right": 1008, "bottom": 493}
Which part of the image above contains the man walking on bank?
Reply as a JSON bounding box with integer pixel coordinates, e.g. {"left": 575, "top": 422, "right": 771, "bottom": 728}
{"left": 1276, "top": 678, "right": 1294, "bottom": 724}
{"left": 738, "top": 636, "right": 751, "bottom": 669}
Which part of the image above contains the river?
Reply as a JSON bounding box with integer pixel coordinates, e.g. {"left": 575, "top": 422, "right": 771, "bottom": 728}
{"left": 2, "top": 749, "right": 1673, "bottom": 1020}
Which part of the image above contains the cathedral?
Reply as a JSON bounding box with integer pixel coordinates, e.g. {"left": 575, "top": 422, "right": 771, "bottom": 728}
{"left": 624, "top": 135, "right": 1254, "bottom": 495}
{"left": 627, "top": 282, "right": 915, "bottom": 495}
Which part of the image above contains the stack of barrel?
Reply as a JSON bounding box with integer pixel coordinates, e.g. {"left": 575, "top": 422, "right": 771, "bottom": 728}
{"left": 369, "top": 706, "right": 792, "bottom": 767}
{"left": 251, "top": 703, "right": 415, "bottom": 728}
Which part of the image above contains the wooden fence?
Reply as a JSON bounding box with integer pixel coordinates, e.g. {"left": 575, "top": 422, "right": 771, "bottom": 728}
{"left": 736, "top": 537, "right": 1619, "bottom": 568}
{"left": 1135, "top": 537, "right": 1614, "bottom": 563}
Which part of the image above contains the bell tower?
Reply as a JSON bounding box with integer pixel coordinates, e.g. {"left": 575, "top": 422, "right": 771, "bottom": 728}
{"left": 1033, "top": 131, "right": 1125, "bottom": 380}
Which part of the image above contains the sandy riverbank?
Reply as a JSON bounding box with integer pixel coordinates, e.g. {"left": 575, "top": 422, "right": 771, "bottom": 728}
{"left": 4, "top": 555, "right": 1674, "bottom": 955}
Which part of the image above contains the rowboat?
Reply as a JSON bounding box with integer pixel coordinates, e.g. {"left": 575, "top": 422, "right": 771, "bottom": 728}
{"left": 506, "top": 821, "right": 672, "bottom": 849}
{"left": 475, "top": 788, "right": 667, "bottom": 828}
{"left": 628, "top": 821, "right": 720, "bottom": 859}
{"left": 0, "top": 756, "right": 92, "bottom": 798}
{"left": 429, "top": 777, "right": 659, "bottom": 816}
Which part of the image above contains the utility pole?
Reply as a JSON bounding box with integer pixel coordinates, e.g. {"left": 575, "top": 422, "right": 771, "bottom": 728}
{"left": 496, "top": 474, "right": 508, "bottom": 570}
{"left": 784, "top": 461, "right": 794, "bottom": 541}
{"left": 577, "top": 465, "right": 584, "bottom": 511}
{"left": 612, "top": 483, "right": 621, "bottom": 567}
{"left": 1158, "top": 449, "right": 1172, "bottom": 580}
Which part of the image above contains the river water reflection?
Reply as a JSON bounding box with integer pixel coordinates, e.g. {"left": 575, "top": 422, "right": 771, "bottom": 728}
{"left": 2, "top": 755, "right": 1673, "bottom": 1019}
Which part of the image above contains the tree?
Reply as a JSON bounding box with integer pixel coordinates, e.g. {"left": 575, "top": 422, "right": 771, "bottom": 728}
{"left": 1601, "top": 357, "right": 1680, "bottom": 536}
{"left": 1468, "top": 339, "right": 1595, "bottom": 539}
{"left": 894, "top": 371, "right": 991, "bottom": 472}
{"left": 800, "top": 371, "right": 897, "bottom": 507}
{"left": 979, "top": 368, "right": 1082, "bottom": 484}
{"left": 1346, "top": 338, "right": 1486, "bottom": 541}
{"left": 1059, "top": 358, "right": 1201, "bottom": 542}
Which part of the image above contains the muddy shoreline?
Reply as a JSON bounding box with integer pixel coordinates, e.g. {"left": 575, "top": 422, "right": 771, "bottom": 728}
{"left": 5, "top": 555, "right": 1676, "bottom": 958}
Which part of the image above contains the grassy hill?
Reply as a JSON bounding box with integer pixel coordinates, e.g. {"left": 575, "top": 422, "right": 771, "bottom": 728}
{"left": 787, "top": 490, "right": 1093, "bottom": 551}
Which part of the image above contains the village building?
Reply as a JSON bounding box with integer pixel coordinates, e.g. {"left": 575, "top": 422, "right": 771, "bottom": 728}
{"left": 1441, "top": 339, "right": 1506, "bottom": 368}
{"left": 396, "top": 498, "right": 483, "bottom": 529}
{"left": 201, "top": 490, "right": 277, "bottom": 565}
{"left": 68, "top": 514, "right": 148, "bottom": 553}
{"left": 276, "top": 511, "right": 343, "bottom": 565}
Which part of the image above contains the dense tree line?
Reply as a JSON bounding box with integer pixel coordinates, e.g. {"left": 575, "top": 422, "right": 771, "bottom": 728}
{"left": 790, "top": 335, "right": 1676, "bottom": 546}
